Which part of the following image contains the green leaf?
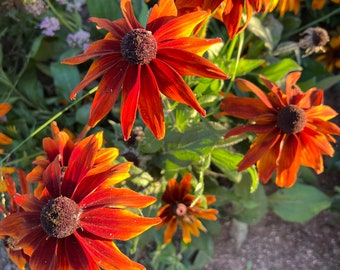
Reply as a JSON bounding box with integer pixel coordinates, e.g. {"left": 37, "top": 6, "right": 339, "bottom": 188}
{"left": 258, "top": 58, "right": 302, "bottom": 82}
{"left": 316, "top": 74, "right": 340, "bottom": 90}
{"left": 247, "top": 14, "right": 283, "bottom": 52}
{"left": 50, "top": 62, "right": 81, "bottom": 100}
{"left": 86, "top": 0, "right": 121, "bottom": 20}
{"left": 233, "top": 177, "right": 268, "bottom": 224}
{"left": 75, "top": 103, "right": 91, "bottom": 125}
{"left": 222, "top": 59, "right": 265, "bottom": 77}
{"left": 269, "top": 183, "right": 332, "bottom": 223}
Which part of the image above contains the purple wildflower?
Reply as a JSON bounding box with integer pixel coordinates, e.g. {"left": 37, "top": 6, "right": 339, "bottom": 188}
{"left": 40, "top": 17, "right": 60, "bottom": 36}
{"left": 66, "top": 29, "right": 90, "bottom": 51}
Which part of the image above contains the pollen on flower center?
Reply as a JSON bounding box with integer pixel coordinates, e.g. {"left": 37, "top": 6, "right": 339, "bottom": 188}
{"left": 276, "top": 105, "right": 307, "bottom": 134}
{"left": 121, "top": 28, "right": 157, "bottom": 65}
{"left": 40, "top": 196, "right": 80, "bottom": 238}
{"left": 172, "top": 203, "right": 187, "bottom": 217}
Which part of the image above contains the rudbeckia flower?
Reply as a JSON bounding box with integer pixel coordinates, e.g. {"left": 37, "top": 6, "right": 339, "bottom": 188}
{"left": 0, "top": 131, "right": 161, "bottom": 270}
{"left": 219, "top": 72, "right": 340, "bottom": 188}
{"left": 0, "top": 170, "right": 30, "bottom": 270}
{"left": 157, "top": 174, "right": 218, "bottom": 244}
{"left": 62, "top": 0, "right": 228, "bottom": 141}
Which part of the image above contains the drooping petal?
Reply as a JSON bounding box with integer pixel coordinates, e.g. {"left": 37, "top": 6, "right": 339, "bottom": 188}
{"left": 14, "top": 194, "right": 45, "bottom": 212}
{"left": 69, "top": 54, "right": 123, "bottom": 99}
{"left": 146, "top": 0, "right": 177, "bottom": 33}
{"left": 80, "top": 208, "right": 160, "bottom": 240}
{"left": 151, "top": 59, "right": 206, "bottom": 116}
{"left": 163, "top": 216, "right": 178, "bottom": 244}
{"left": 79, "top": 187, "right": 156, "bottom": 209}
{"left": 75, "top": 230, "right": 145, "bottom": 270}
{"left": 222, "top": 0, "right": 243, "bottom": 39}
{"left": 138, "top": 64, "right": 165, "bottom": 139}
{"left": 299, "top": 131, "right": 324, "bottom": 174}
{"left": 157, "top": 48, "right": 227, "bottom": 79}
{"left": 238, "top": 130, "right": 283, "bottom": 171}
{"left": 153, "top": 11, "right": 207, "bottom": 42}
{"left": 276, "top": 134, "right": 302, "bottom": 188}
{"left": 121, "top": 65, "right": 141, "bottom": 140}
{"left": 120, "top": 0, "right": 143, "bottom": 29}
{"left": 87, "top": 60, "right": 128, "bottom": 127}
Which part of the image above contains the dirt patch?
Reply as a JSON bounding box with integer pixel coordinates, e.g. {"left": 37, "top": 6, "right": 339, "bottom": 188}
{"left": 204, "top": 211, "right": 340, "bottom": 270}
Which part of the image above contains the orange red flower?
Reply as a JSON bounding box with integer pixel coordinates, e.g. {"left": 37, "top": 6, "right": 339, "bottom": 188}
{"left": 62, "top": 0, "right": 227, "bottom": 140}
{"left": 0, "top": 131, "right": 160, "bottom": 269}
{"left": 157, "top": 174, "right": 218, "bottom": 244}
{"left": 220, "top": 72, "right": 340, "bottom": 188}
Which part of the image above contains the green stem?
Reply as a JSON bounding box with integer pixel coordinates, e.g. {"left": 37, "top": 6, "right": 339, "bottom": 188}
{"left": 225, "top": 31, "right": 245, "bottom": 94}
{"left": 1, "top": 87, "right": 97, "bottom": 165}
{"left": 45, "top": 0, "right": 76, "bottom": 33}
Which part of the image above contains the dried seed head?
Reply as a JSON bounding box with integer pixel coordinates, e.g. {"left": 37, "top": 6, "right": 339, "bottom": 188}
{"left": 121, "top": 28, "right": 157, "bottom": 65}
{"left": 276, "top": 105, "right": 307, "bottom": 134}
{"left": 299, "top": 27, "right": 330, "bottom": 57}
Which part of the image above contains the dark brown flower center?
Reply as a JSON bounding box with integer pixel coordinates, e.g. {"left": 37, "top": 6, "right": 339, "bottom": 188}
{"left": 40, "top": 196, "right": 80, "bottom": 238}
{"left": 276, "top": 105, "right": 307, "bottom": 134}
{"left": 172, "top": 203, "right": 188, "bottom": 217}
{"left": 121, "top": 28, "right": 157, "bottom": 65}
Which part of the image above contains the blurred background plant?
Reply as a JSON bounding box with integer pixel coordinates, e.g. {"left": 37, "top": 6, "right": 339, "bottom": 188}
{"left": 1, "top": 0, "right": 340, "bottom": 269}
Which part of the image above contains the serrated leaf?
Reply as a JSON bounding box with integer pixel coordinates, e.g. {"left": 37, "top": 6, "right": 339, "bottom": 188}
{"left": 268, "top": 183, "right": 332, "bottom": 223}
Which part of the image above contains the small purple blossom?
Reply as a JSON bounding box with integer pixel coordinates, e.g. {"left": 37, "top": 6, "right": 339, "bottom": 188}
{"left": 40, "top": 17, "right": 60, "bottom": 37}
{"left": 24, "top": 0, "right": 47, "bottom": 16}
{"left": 67, "top": 29, "right": 91, "bottom": 51}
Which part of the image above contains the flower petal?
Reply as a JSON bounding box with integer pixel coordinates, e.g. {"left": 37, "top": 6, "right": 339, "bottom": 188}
{"left": 29, "top": 236, "right": 58, "bottom": 270}
{"left": 238, "top": 130, "right": 283, "bottom": 171}
{"left": 75, "top": 230, "right": 145, "bottom": 270}
{"left": 158, "top": 37, "right": 222, "bottom": 55}
{"left": 0, "top": 103, "right": 12, "bottom": 117}
{"left": 42, "top": 156, "right": 61, "bottom": 198}
{"left": 235, "top": 78, "right": 274, "bottom": 109}
{"left": 89, "top": 17, "right": 131, "bottom": 39}
{"left": 147, "top": 0, "right": 177, "bottom": 33}
{"left": 163, "top": 216, "right": 177, "bottom": 243}
{"left": 0, "top": 133, "right": 12, "bottom": 145}
{"left": 88, "top": 60, "right": 128, "bottom": 127}
{"left": 157, "top": 48, "right": 227, "bottom": 79}
{"left": 69, "top": 54, "right": 123, "bottom": 99}
{"left": 151, "top": 59, "right": 206, "bottom": 116}
{"left": 138, "top": 64, "right": 165, "bottom": 139}
{"left": 61, "top": 134, "right": 101, "bottom": 197}
{"left": 120, "top": 0, "right": 143, "bottom": 29}
{"left": 61, "top": 39, "right": 121, "bottom": 65}
{"left": 276, "top": 134, "right": 302, "bottom": 188}
{"left": 285, "top": 71, "right": 302, "bottom": 103}
{"left": 71, "top": 163, "right": 131, "bottom": 203}
{"left": 79, "top": 187, "right": 157, "bottom": 209}
{"left": 121, "top": 65, "right": 141, "bottom": 140}
{"left": 153, "top": 11, "right": 207, "bottom": 42}
{"left": 80, "top": 208, "right": 160, "bottom": 240}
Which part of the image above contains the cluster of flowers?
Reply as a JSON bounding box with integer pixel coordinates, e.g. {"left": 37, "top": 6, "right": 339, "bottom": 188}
{"left": 1, "top": 0, "right": 340, "bottom": 269}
